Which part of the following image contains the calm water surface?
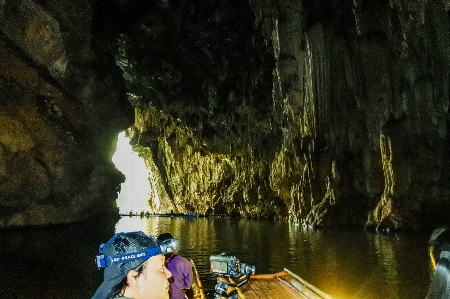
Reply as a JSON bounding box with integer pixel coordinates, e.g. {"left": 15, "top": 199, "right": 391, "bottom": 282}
{"left": 0, "top": 216, "right": 432, "bottom": 299}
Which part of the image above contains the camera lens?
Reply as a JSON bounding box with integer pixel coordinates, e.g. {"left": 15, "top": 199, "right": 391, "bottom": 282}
{"left": 240, "top": 263, "right": 255, "bottom": 275}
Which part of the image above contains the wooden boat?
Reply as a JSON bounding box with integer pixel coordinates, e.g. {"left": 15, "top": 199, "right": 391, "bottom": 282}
{"left": 220, "top": 268, "right": 334, "bottom": 299}
{"left": 240, "top": 268, "right": 333, "bottom": 299}
{"left": 190, "top": 257, "right": 333, "bottom": 299}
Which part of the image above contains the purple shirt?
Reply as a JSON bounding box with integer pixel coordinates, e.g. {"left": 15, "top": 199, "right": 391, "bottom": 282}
{"left": 166, "top": 255, "right": 193, "bottom": 299}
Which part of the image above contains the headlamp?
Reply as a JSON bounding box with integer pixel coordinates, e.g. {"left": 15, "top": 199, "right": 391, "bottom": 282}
{"left": 159, "top": 239, "right": 176, "bottom": 254}
{"left": 94, "top": 232, "right": 170, "bottom": 269}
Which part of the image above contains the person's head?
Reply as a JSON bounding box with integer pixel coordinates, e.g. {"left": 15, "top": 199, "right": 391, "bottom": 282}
{"left": 157, "top": 232, "right": 177, "bottom": 260}
{"left": 429, "top": 227, "right": 450, "bottom": 269}
{"left": 425, "top": 227, "right": 450, "bottom": 299}
{"left": 91, "top": 231, "right": 172, "bottom": 299}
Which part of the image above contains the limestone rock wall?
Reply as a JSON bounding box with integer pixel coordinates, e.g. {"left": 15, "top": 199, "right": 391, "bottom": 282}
{"left": 112, "top": 0, "right": 450, "bottom": 230}
{"left": 255, "top": 0, "right": 450, "bottom": 230}
{"left": 1, "top": 0, "right": 450, "bottom": 230}
{"left": 0, "top": 0, "right": 133, "bottom": 227}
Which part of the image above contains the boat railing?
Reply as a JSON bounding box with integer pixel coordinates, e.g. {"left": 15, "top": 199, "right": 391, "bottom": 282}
{"left": 190, "top": 259, "right": 206, "bottom": 299}
{"left": 279, "top": 268, "right": 334, "bottom": 299}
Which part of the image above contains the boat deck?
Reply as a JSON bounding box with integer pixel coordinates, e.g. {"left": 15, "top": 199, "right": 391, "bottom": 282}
{"left": 230, "top": 269, "right": 333, "bottom": 299}
{"left": 191, "top": 257, "right": 333, "bottom": 299}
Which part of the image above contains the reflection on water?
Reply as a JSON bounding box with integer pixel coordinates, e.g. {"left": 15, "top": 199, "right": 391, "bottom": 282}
{"left": 114, "top": 216, "right": 431, "bottom": 299}
{"left": 0, "top": 216, "right": 432, "bottom": 299}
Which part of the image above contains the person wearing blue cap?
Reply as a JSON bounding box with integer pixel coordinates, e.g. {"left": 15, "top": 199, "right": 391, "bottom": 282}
{"left": 91, "top": 231, "right": 172, "bottom": 299}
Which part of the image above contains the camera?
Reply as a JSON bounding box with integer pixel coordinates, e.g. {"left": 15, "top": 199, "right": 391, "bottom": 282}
{"left": 210, "top": 253, "right": 256, "bottom": 298}
{"left": 210, "top": 252, "right": 255, "bottom": 278}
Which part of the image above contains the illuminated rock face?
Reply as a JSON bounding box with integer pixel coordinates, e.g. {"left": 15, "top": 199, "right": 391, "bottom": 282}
{"left": 1, "top": 0, "right": 450, "bottom": 230}
{"left": 0, "top": 0, "right": 133, "bottom": 227}
{"left": 106, "top": 0, "right": 450, "bottom": 231}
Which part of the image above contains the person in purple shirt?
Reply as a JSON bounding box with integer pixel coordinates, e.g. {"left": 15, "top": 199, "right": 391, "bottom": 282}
{"left": 157, "top": 233, "right": 194, "bottom": 299}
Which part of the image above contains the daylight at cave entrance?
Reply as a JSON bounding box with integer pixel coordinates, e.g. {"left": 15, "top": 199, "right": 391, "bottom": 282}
{"left": 112, "top": 131, "right": 152, "bottom": 215}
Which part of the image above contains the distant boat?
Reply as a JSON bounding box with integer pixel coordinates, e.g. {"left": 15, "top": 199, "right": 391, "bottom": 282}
{"left": 119, "top": 213, "right": 203, "bottom": 218}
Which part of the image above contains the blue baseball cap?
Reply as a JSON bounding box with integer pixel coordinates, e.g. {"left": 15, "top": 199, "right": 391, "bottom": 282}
{"left": 91, "top": 231, "right": 163, "bottom": 299}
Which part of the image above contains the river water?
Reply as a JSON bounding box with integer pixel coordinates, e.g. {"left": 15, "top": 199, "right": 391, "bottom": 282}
{"left": 0, "top": 216, "right": 432, "bottom": 299}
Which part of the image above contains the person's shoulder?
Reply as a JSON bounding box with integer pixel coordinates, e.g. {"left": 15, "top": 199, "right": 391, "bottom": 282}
{"left": 174, "top": 254, "right": 191, "bottom": 263}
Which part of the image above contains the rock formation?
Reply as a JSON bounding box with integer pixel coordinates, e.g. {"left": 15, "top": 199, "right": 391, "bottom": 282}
{"left": 0, "top": 0, "right": 133, "bottom": 227}
{"left": 1, "top": 0, "right": 450, "bottom": 230}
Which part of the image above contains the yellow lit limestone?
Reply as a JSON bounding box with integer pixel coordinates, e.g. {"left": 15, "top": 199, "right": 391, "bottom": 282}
{"left": 366, "top": 132, "right": 402, "bottom": 232}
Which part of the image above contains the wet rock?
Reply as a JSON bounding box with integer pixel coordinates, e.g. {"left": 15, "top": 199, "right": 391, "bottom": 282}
{"left": 0, "top": 0, "right": 133, "bottom": 228}
{"left": 108, "top": 0, "right": 450, "bottom": 230}
{"left": 2, "top": 0, "right": 450, "bottom": 230}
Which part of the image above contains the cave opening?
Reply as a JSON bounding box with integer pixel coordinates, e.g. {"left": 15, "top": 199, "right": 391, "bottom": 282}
{"left": 112, "top": 131, "right": 155, "bottom": 215}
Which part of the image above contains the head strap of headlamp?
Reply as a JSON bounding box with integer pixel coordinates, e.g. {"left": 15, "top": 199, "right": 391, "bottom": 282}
{"left": 94, "top": 232, "right": 162, "bottom": 269}
{"left": 96, "top": 246, "right": 161, "bottom": 268}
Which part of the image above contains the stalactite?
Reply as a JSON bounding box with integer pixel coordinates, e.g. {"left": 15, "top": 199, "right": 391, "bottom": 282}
{"left": 380, "top": 132, "right": 394, "bottom": 198}
{"left": 352, "top": 5, "right": 361, "bottom": 36}
{"left": 303, "top": 34, "right": 316, "bottom": 139}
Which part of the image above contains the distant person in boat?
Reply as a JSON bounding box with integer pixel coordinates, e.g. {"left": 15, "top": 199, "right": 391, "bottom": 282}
{"left": 91, "top": 231, "right": 172, "bottom": 299}
{"left": 425, "top": 227, "right": 450, "bottom": 299}
{"left": 157, "top": 232, "right": 194, "bottom": 299}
